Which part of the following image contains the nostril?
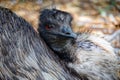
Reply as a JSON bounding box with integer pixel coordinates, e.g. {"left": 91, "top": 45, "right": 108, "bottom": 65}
{"left": 65, "top": 32, "right": 70, "bottom": 35}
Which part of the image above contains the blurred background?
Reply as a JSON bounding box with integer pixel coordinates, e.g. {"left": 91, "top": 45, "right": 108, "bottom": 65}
{"left": 0, "top": 0, "right": 120, "bottom": 53}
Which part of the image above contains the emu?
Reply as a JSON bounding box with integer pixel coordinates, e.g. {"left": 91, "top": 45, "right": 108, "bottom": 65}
{"left": 38, "top": 9, "right": 120, "bottom": 80}
{"left": 0, "top": 7, "right": 80, "bottom": 80}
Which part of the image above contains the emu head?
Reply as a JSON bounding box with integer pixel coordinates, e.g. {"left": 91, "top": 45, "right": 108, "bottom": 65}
{"left": 38, "top": 9, "right": 77, "bottom": 54}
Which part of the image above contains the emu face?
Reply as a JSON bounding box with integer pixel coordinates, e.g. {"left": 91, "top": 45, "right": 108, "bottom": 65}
{"left": 38, "top": 9, "right": 77, "bottom": 53}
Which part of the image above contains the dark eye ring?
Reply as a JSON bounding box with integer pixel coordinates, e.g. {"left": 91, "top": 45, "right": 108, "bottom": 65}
{"left": 49, "top": 25, "right": 54, "bottom": 28}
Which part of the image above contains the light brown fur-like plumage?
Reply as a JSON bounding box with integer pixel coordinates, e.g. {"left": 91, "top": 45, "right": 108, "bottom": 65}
{"left": 68, "top": 34, "right": 119, "bottom": 80}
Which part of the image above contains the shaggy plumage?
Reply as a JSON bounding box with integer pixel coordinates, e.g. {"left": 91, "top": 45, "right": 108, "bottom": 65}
{"left": 68, "top": 34, "right": 119, "bottom": 80}
{"left": 0, "top": 7, "right": 79, "bottom": 80}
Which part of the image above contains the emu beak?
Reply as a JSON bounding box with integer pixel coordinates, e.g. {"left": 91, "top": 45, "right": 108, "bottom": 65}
{"left": 70, "top": 32, "right": 77, "bottom": 39}
{"left": 61, "top": 26, "right": 77, "bottom": 39}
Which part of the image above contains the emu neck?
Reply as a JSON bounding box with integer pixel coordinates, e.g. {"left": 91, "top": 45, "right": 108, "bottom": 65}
{"left": 56, "top": 42, "right": 77, "bottom": 63}
{"left": 39, "top": 27, "right": 77, "bottom": 63}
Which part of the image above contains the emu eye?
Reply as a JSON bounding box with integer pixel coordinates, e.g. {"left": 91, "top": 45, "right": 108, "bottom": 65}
{"left": 45, "top": 25, "right": 54, "bottom": 30}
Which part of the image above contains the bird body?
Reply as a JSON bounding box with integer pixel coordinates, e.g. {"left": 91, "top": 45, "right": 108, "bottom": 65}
{"left": 68, "top": 34, "right": 119, "bottom": 80}
{"left": 0, "top": 7, "right": 78, "bottom": 80}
